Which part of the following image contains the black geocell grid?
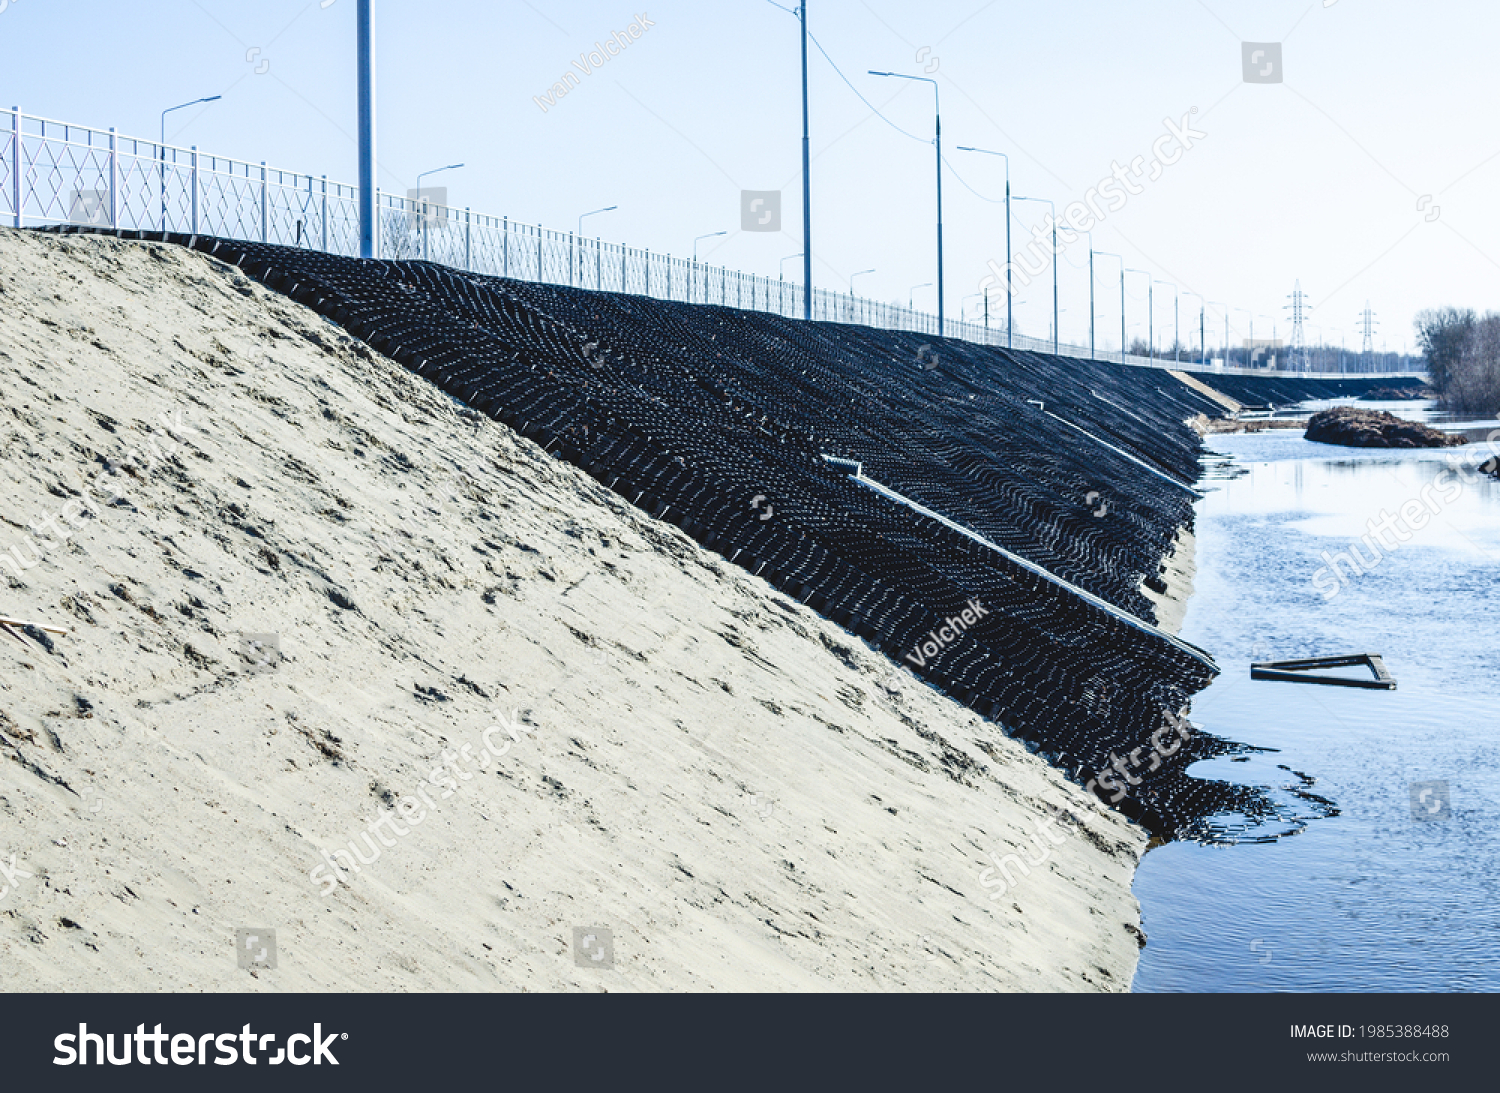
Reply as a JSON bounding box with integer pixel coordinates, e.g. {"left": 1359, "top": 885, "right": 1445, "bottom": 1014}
{"left": 51, "top": 228, "right": 1392, "bottom": 839}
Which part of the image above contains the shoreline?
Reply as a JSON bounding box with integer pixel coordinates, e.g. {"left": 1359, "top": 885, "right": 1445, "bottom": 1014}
{"left": 1139, "top": 526, "right": 1198, "bottom": 637}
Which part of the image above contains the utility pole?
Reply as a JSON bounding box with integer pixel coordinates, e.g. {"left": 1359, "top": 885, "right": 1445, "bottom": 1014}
{"left": 800, "top": 1, "right": 812, "bottom": 320}
{"left": 1286, "top": 280, "right": 1313, "bottom": 373}
{"left": 358, "top": 0, "right": 376, "bottom": 259}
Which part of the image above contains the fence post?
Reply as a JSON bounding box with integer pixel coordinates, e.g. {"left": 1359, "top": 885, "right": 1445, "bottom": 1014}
{"left": 190, "top": 146, "right": 199, "bottom": 235}
{"left": 10, "top": 107, "right": 21, "bottom": 229}
{"left": 645, "top": 248, "right": 650, "bottom": 295}
{"left": 503, "top": 216, "right": 508, "bottom": 277}
{"left": 108, "top": 127, "right": 118, "bottom": 229}
{"left": 374, "top": 187, "right": 381, "bottom": 258}
{"left": 465, "top": 208, "right": 472, "bottom": 272}
{"left": 321, "top": 176, "right": 328, "bottom": 252}
{"left": 536, "top": 227, "right": 542, "bottom": 281}
{"left": 667, "top": 255, "right": 672, "bottom": 300}
{"left": 596, "top": 237, "right": 601, "bottom": 289}
{"left": 259, "top": 161, "right": 268, "bottom": 242}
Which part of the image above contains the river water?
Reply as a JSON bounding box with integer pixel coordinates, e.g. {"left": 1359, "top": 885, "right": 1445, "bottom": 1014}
{"left": 1131, "top": 405, "right": 1500, "bottom": 992}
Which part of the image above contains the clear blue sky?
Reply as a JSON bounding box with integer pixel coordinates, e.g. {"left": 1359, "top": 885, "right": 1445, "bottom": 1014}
{"left": 4, "top": 0, "right": 1497, "bottom": 355}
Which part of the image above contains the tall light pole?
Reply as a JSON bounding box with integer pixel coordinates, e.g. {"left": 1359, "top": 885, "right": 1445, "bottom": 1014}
{"left": 851, "top": 268, "right": 875, "bottom": 294}
{"left": 358, "top": 0, "right": 376, "bottom": 259}
{"left": 1181, "top": 291, "right": 1206, "bottom": 366}
{"left": 957, "top": 145, "right": 1011, "bottom": 348}
{"left": 571, "top": 205, "right": 618, "bottom": 287}
{"left": 693, "top": 230, "right": 727, "bottom": 303}
{"left": 418, "top": 164, "right": 464, "bottom": 192}
{"left": 161, "top": 95, "right": 220, "bottom": 231}
{"left": 693, "top": 230, "right": 727, "bottom": 262}
{"left": 800, "top": 1, "right": 812, "bottom": 320}
{"left": 1233, "top": 307, "right": 1252, "bottom": 369}
{"left": 1209, "top": 302, "right": 1230, "bottom": 365}
{"left": 414, "top": 163, "right": 463, "bottom": 263}
{"left": 781, "top": 252, "right": 803, "bottom": 280}
{"left": 1079, "top": 230, "right": 1095, "bottom": 360}
{"left": 909, "top": 282, "right": 933, "bottom": 310}
{"left": 1126, "top": 269, "right": 1150, "bottom": 361}
{"left": 1095, "top": 251, "right": 1125, "bottom": 364}
{"left": 1015, "top": 196, "right": 1057, "bottom": 354}
{"left": 871, "top": 70, "right": 943, "bottom": 332}
{"left": 1155, "top": 281, "right": 1177, "bottom": 362}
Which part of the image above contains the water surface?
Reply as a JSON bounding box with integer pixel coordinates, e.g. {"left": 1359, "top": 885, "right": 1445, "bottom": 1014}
{"left": 1131, "top": 425, "right": 1500, "bottom": 992}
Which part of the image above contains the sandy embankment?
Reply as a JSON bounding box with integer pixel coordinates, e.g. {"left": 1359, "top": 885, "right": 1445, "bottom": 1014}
{"left": 0, "top": 228, "right": 1149, "bottom": 991}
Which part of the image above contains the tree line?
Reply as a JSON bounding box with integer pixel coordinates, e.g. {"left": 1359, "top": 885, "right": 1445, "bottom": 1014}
{"left": 1416, "top": 309, "right": 1500, "bottom": 414}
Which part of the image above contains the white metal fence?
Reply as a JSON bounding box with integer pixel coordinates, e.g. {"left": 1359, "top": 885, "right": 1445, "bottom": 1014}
{"left": 3, "top": 108, "right": 1419, "bottom": 380}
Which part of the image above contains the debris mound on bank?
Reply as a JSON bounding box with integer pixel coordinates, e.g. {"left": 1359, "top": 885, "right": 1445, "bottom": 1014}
{"left": 1304, "top": 406, "right": 1463, "bottom": 448}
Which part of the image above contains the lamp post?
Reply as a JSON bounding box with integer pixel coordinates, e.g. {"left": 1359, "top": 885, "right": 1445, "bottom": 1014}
{"left": 160, "top": 95, "right": 221, "bottom": 231}
{"left": 573, "top": 204, "right": 617, "bottom": 288}
{"left": 1015, "top": 196, "right": 1057, "bottom": 354}
{"left": 956, "top": 145, "right": 1011, "bottom": 348}
{"left": 357, "top": 0, "right": 375, "bottom": 259}
{"left": 1126, "top": 269, "right": 1150, "bottom": 361}
{"left": 1180, "top": 291, "right": 1206, "bottom": 366}
{"left": 780, "top": 252, "right": 803, "bottom": 281}
{"left": 909, "top": 282, "right": 933, "bottom": 327}
{"left": 1232, "top": 307, "right": 1252, "bottom": 369}
{"left": 799, "top": 1, "right": 812, "bottom": 319}
{"left": 1209, "top": 302, "right": 1230, "bottom": 366}
{"left": 414, "top": 163, "right": 463, "bottom": 263}
{"left": 1155, "top": 281, "right": 1178, "bottom": 362}
{"left": 1088, "top": 238, "right": 1095, "bottom": 360}
{"left": 692, "top": 230, "right": 728, "bottom": 303}
{"left": 1095, "top": 251, "right": 1125, "bottom": 364}
{"left": 850, "top": 268, "right": 875, "bottom": 295}
{"left": 418, "top": 163, "right": 464, "bottom": 191}
{"left": 870, "top": 70, "right": 943, "bottom": 332}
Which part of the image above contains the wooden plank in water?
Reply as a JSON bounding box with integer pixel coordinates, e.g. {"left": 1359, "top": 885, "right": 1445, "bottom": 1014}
{"left": 1251, "top": 653, "right": 1396, "bottom": 690}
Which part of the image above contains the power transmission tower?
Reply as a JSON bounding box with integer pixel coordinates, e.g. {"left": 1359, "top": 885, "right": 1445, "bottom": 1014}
{"left": 1358, "top": 301, "right": 1378, "bottom": 372}
{"left": 1285, "top": 281, "right": 1312, "bottom": 373}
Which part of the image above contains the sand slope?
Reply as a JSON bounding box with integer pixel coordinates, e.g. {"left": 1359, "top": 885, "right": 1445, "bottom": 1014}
{"left": 0, "top": 229, "right": 1147, "bottom": 991}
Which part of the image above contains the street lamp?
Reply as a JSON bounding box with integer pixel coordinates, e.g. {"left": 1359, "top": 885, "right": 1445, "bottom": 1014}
{"left": 1126, "top": 269, "right": 1151, "bottom": 362}
{"left": 692, "top": 230, "right": 728, "bottom": 303}
{"left": 1180, "top": 291, "right": 1206, "bottom": 366}
{"left": 961, "top": 293, "right": 984, "bottom": 324}
{"left": 1209, "top": 302, "right": 1230, "bottom": 365}
{"left": 780, "top": 252, "right": 804, "bottom": 281}
{"left": 909, "top": 282, "right": 933, "bottom": 310}
{"left": 414, "top": 163, "right": 463, "bottom": 263}
{"left": 418, "top": 163, "right": 464, "bottom": 191}
{"left": 160, "top": 95, "right": 221, "bottom": 230}
{"left": 573, "top": 204, "right": 617, "bottom": 288}
{"left": 1095, "top": 251, "right": 1125, "bottom": 364}
{"left": 1015, "top": 196, "right": 1058, "bottom": 354}
{"left": 851, "top": 268, "right": 876, "bottom": 295}
{"left": 1232, "top": 307, "right": 1252, "bottom": 369}
{"left": 1155, "top": 281, "right": 1178, "bottom": 362}
{"left": 870, "top": 70, "right": 944, "bottom": 331}
{"left": 957, "top": 145, "right": 1011, "bottom": 347}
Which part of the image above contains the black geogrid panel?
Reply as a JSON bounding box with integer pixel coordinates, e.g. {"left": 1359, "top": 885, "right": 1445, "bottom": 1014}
{"left": 49, "top": 228, "right": 1363, "bottom": 838}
